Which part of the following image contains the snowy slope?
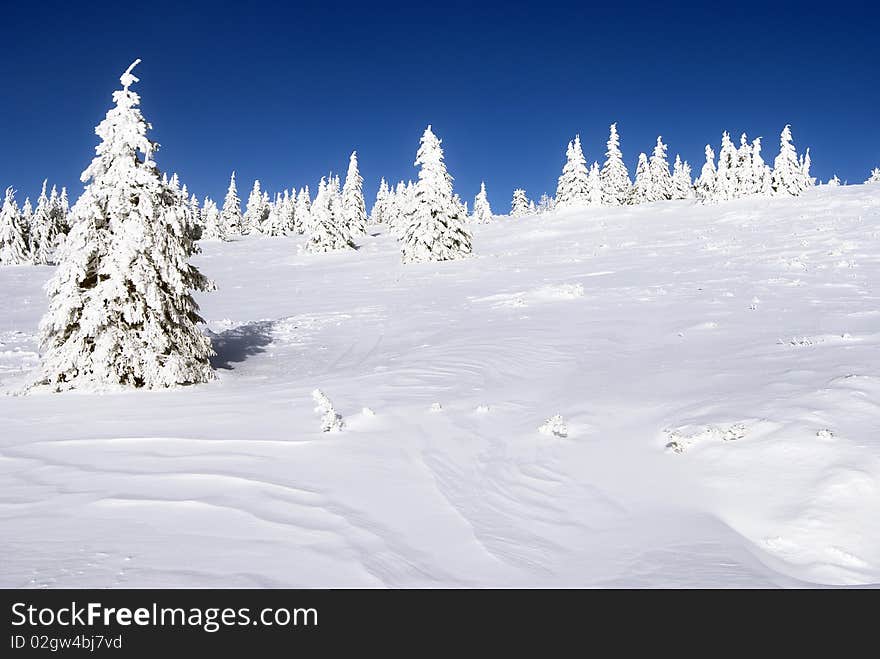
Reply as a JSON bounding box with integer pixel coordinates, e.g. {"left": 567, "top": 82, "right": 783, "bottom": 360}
{"left": 1, "top": 185, "right": 879, "bottom": 587}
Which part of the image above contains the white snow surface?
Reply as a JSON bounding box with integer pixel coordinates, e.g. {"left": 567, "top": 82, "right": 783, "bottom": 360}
{"left": 1, "top": 185, "right": 879, "bottom": 588}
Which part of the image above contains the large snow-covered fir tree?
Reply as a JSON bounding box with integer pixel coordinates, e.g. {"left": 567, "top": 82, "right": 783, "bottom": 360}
{"left": 471, "top": 181, "right": 493, "bottom": 223}
{"left": 220, "top": 172, "right": 242, "bottom": 236}
{"left": 867, "top": 168, "right": 880, "bottom": 184}
{"left": 35, "top": 60, "right": 215, "bottom": 391}
{"left": 305, "top": 176, "right": 356, "bottom": 253}
{"left": 556, "top": 135, "right": 590, "bottom": 207}
{"left": 695, "top": 145, "right": 717, "bottom": 201}
{"left": 600, "top": 123, "right": 631, "bottom": 206}
{"left": 342, "top": 151, "right": 367, "bottom": 236}
{"left": 647, "top": 136, "right": 673, "bottom": 202}
{"left": 242, "top": 179, "right": 269, "bottom": 234}
{"left": 771, "top": 125, "right": 807, "bottom": 196}
{"left": 0, "top": 187, "right": 30, "bottom": 265}
{"left": 510, "top": 188, "right": 530, "bottom": 216}
{"left": 399, "top": 125, "right": 472, "bottom": 264}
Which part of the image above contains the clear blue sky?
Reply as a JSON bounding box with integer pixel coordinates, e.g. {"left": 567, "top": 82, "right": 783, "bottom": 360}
{"left": 1, "top": 0, "right": 878, "bottom": 209}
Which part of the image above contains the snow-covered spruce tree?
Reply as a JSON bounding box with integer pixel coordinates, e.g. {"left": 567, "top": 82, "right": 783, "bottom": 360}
{"left": 537, "top": 193, "right": 556, "bottom": 214}
{"left": 57, "top": 187, "right": 70, "bottom": 230}
{"left": 801, "top": 148, "right": 815, "bottom": 188}
{"left": 826, "top": 175, "right": 841, "bottom": 186}
{"left": 32, "top": 180, "right": 63, "bottom": 264}
{"left": 771, "top": 125, "right": 807, "bottom": 196}
{"left": 21, "top": 197, "right": 34, "bottom": 257}
{"left": 600, "top": 123, "right": 631, "bottom": 205}
{"left": 471, "top": 181, "right": 493, "bottom": 223}
{"left": 342, "top": 151, "right": 367, "bottom": 236}
{"left": 242, "top": 179, "right": 268, "bottom": 234}
{"left": 510, "top": 188, "right": 530, "bottom": 216}
{"left": 48, "top": 185, "right": 69, "bottom": 241}
{"left": 735, "top": 133, "right": 756, "bottom": 196}
{"left": 695, "top": 145, "right": 717, "bottom": 201}
{"left": 35, "top": 60, "right": 215, "bottom": 391}
{"left": 399, "top": 125, "right": 472, "bottom": 264}
{"left": 305, "top": 176, "right": 355, "bottom": 253}
{"left": 281, "top": 190, "right": 297, "bottom": 233}
{"left": 0, "top": 187, "right": 30, "bottom": 265}
{"left": 647, "top": 136, "right": 673, "bottom": 202}
{"left": 714, "top": 131, "right": 738, "bottom": 201}
{"left": 587, "top": 162, "right": 602, "bottom": 206}
{"left": 294, "top": 186, "right": 311, "bottom": 234}
{"left": 671, "top": 155, "right": 693, "bottom": 200}
{"left": 220, "top": 172, "right": 242, "bottom": 236}
{"left": 201, "top": 196, "right": 227, "bottom": 240}
{"left": 751, "top": 137, "right": 773, "bottom": 196}
{"left": 370, "top": 178, "right": 389, "bottom": 224}
{"left": 556, "top": 135, "right": 590, "bottom": 207}
{"left": 262, "top": 192, "right": 287, "bottom": 236}
{"left": 629, "top": 152, "right": 651, "bottom": 204}
{"left": 867, "top": 168, "right": 880, "bottom": 184}
{"left": 453, "top": 193, "right": 468, "bottom": 219}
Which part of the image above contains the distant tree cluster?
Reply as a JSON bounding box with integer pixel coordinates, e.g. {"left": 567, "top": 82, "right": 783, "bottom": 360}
{"left": 0, "top": 182, "right": 69, "bottom": 265}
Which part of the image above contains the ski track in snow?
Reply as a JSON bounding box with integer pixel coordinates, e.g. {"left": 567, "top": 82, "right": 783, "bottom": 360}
{"left": 1, "top": 186, "right": 880, "bottom": 587}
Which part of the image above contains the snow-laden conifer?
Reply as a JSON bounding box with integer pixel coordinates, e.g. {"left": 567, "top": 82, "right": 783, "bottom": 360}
{"left": 35, "top": 60, "right": 214, "bottom": 391}
{"left": 399, "top": 125, "right": 472, "bottom": 263}
{"left": 370, "top": 178, "right": 390, "bottom": 225}
{"left": 305, "top": 176, "right": 355, "bottom": 253}
{"left": 695, "top": 145, "right": 717, "bottom": 201}
{"left": 21, "top": 197, "right": 34, "bottom": 257}
{"left": 714, "top": 131, "right": 738, "bottom": 201}
{"left": 32, "top": 180, "right": 64, "bottom": 264}
{"left": 771, "top": 125, "right": 806, "bottom": 196}
{"left": 647, "top": 136, "right": 673, "bottom": 202}
{"left": 801, "top": 148, "right": 815, "bottom": 188}
{"left": 537, "top": 193, "right": 556, "bottom": 214}
{"left": 556, "top": 135, "right": 590, "bottom": 207}
{"left": 294, "top": 186, "right": 311, "bottom": 234}
{"left": 510, "top": 188, "right": 530, "bottom": 216}
{"left": 262, "top": 192, "right": 288, "bottom": 236}
{"left": 201, "top": 197, "right": 227, "bottom": 240}
{"left": 220, "top": 172, "right": 242, "bottom": 236}
{"left": 866, "top": 168, "right": 880, "bottom": 184}
{"left": 342, "top": 151, "right": 367, "bottom": 236}
{"left": 587, "top": 162, "right": 602, "bottom": 206}
{"left": 671, "top": 155, "right": 693, "bottom": 200}
{"left": 629, "top": 152, "right": 651, "bottom": 204}
{"left": 281, "top": 190, "right": 297, "bottom": 233}
{"left": 243, "top": 179, "right": 268, "bottom": 234}
{"left": 826, "top": 175, "right": 841, "bottom": 186}
{"left": 600, "top": 123, "right": 631, "bottom": 205}
{"left": 471, "top": 181, "right": 493, "bottom": 223}
{"left": 751, "top": 137, "right": 773, "bottom": 196}
{"left": 0, "top": 187, "right": 30, "bottom": 265}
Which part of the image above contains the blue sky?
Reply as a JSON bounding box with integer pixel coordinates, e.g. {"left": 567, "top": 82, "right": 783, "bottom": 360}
{"left": 1, "top": 0, "right": 878, "bottom": 209}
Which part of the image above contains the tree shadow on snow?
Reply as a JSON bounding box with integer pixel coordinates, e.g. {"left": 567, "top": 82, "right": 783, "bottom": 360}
{"left": 208, "top": 320, "right": 275, "bottom": 370}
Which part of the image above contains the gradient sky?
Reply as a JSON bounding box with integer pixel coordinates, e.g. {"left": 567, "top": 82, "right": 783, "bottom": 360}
{"left": 2, "top": 0, "right": 878, "bottom": 209}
